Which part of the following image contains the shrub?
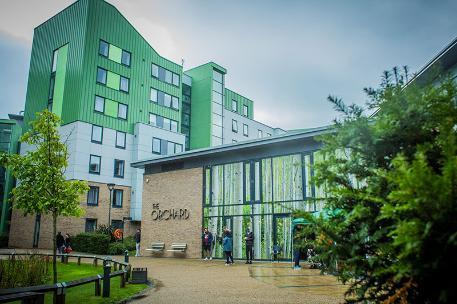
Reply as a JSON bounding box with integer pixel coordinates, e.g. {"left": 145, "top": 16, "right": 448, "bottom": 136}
{"left": 0, "top": 255, "right": 50, "bottom": 289}
{"left": 95, "top": 224, "right": 116, "bottom": 242}
{"left": 72, "top": 233, "right": 110, "bottom": 254}
{"left": 107, "top": 237, "right": 136, "bottom": 255}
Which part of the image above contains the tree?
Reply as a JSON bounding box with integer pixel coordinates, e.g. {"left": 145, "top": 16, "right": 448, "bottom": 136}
{"left": 294, "top": 69, "right": 457, "bottom": 303}
{"left": 0, "top": 110, "right": 88, "bottom": 283}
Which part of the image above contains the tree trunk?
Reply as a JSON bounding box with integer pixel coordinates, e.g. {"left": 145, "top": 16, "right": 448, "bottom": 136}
{"left": 52, "top": 212, "right": 57, "bottom": 284}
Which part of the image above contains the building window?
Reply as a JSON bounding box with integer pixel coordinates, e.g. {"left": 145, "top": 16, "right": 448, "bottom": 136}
{"left": 232, "top": 100, "right": 237, "bottom": 112}
{"left": 51, "top": 49, "right": 58, "bottom": 73}
{"left": 150, "top": 88, "right": 157, "bottom": 102}
{"left": 243, "top": 105, "right": 248, "bottom": 116}
{"left": 172, "top": 73, "right": 180, "bottom": 86}
{"left": 120, "top": 76, "right": 129, "bottom": 93}
{"left": 121, "top": 50, "right": 131, "bottom": 66}
{"left": 171, "top": 120, "right": 178, "bottom": 132}
{"left": 165, "top": 70, "right": 172, "bottom": 84}
{"left": 112, "top": 189, "right": 123, "bottom": 208}
{"left": 243, "top": 124, "right": 248, "bottom": 137}
{"left": 94, "top": 96, "right": 105, "bottom": 113}
{"left": 85, "top": 218, "right": 97, "bottom": 232}
{"left": 48, "top": 76, "right": 55, "bottom": 100}
{"left": 167, "top": 141, "right": 175, "bottom": 155}
{"left": 118, "top": 103, "right": 128, "bottom": 119}
{"left": 87, "top": 186, "right": 99, "bottom": 206}
{"left": 258, "top": 129, "right": 263, "bottom": 138}
{"left": 171, "top": 96, "right": 179, "bottom": 110}
{"left": 149, "top": 113, "right": 157, "bottom": 126}
{"left": 99, "top": 40, "right": 109, "bottom": 57}
{"left": 111, "top": 219, "right": 124, "bottom": 229}
{"left": 96, "top": 67, "right": 107, "bottom": 85}
{"left": 152, "top": 138, "right": 161, "bottom": 154}
{"left": 175, "top": 143, "right": 183, "bottom": 153}
{"left": 115, "top": 131, "right": 126, "bottom": 149}
{"left": 91, "top": 125, "right": 103, "bottom": 144}
{"left": 151, "top": 64, "right": 159, "bottom": 78}
{"left": 213, "top": 70, "right": 223, "bottom": 83}
{"left": 164, "top": 94, "right": 171, "bottom": 107}
{"left": 89, "top": 155, "right": 101, "bottom": 174}
{"left": 114, "top": 159, "right": 125, "bottom": 178}
{"left": 163, "top": 118, "right": 171, "bottom": 130}
{"left": 151, "top": 63, "right": 180, "bottom": 86}
{"left": 232, "top": 119, "right": 238, "bottom": 133}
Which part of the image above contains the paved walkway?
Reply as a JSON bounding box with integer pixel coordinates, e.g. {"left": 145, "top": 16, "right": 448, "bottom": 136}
{"left": 129, "top": 257, "right": 346, "bottom": 304}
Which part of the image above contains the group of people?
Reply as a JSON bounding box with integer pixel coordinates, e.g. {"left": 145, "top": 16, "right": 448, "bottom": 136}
{"left": 202, "top": 227, "right": 254, "bottom": 265}
{"left": 56, "top": 232, "right": 72, "bottom": 254}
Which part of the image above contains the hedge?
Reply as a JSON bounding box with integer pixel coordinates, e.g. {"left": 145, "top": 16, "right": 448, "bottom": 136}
{"left": 107, "top": 237, "right": 136, "bottom": 255}
{"left": 72, "top": 233, "right": 111, "bottom": 254}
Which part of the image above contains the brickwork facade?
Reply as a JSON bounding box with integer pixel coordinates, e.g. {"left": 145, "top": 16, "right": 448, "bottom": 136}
{"left": 8, "top": 181, "right": 136, "bottom": 249}
{"left": 140, "top": 168, "right": 203, "bottom": 258}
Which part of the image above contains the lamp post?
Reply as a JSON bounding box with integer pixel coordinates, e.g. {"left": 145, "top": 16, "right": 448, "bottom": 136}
{"left": 107, "top": 183, "right": 115, "bottom": 226}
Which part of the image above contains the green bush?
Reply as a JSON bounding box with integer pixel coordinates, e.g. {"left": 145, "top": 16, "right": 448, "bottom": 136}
{"left": 0, "top": 255, "right": 50, "bottom": 288}
{"left": 0, "top": 233, "right": 8, "bottom": 248}
{"left": 72, "top": 233, "right": 110, "bottom": 254}
{"left": 107, "top": 237, "right": 136, "bottom": 255}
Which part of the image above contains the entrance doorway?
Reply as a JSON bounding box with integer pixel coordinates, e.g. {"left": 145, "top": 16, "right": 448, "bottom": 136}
{"left": 272, "top": 214, "right": 292, "bottom": 260}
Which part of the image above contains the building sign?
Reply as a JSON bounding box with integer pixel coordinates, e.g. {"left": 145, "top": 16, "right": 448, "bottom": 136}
{"left": 151, "top": 203, "right": 190, "bottom": 220}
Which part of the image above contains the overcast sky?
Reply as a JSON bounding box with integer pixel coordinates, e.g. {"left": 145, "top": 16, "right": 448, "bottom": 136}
{"left": 0, "top": 0, "right": 456, "bottom": 129}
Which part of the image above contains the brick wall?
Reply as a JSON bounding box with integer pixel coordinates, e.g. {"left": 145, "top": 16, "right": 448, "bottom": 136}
{"left": 140, "top": 167, "right": 203, "bottom": 258}
{"left": 8, "top": 181, "right": 134, "bottom": 249}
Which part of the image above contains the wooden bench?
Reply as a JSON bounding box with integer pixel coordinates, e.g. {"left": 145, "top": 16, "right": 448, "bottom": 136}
{"left": 145, "top": 242, "right": 165, "bottom": 253}
{"left": 167, "top": 243, "right": 187, "bottom": 252}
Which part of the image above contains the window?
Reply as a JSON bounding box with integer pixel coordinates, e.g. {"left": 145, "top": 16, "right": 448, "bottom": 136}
{"left": 213, "top": 92, "right": 223, "bottom": 104}
{"left": 163, "top": 118, "right": 171, "bottom": 131}
{"left": 114, "top": 159, "right": 125, "bottom": 178}
{"left": 96, "top": 67, "right": 107, "bottom": 84}
{"left": 120, "top": 76, "right": 129, "bottom": 93}
{"left": 213, "top": 81, "right": 222, "bottom": 94}
{"left": 118, "top": 103, "right": 127, "bottom": 119}
{"left": 213, "top": 70, "right": 223, "bottom": 83}
{"left": 91, "top": 125, "right": 103, "bottom": 144}
{"left": 170, "top": 120, "right": 178, "bottom": 132}
{"left": 258, "top": 129, "right": 263, "bottom": 138}
{"left": 121, "top": 50, "right": 131, "bottom": 66}
{"left": 89, "top": 155, "right": 101, "bottom": 174}
{"left": 87, "top": 186, "right": 99, "bottom": 206}
{"left": 115, "top": 131, "right": 126, "bottom": 149}
{"left": 171, "top": 96, "right": 179, "bottom": 110}
{"left": 94, "top": 96, "right": 105, "bottom": 113}
{"left": 165, "top": 70, "right": 172, "bottom": 84}
{"left": 111, "top": 220, "right": 124, "bottom": 229}
{"left": 85, "top": 219, "right": 97, "bottom": 232}
{"left": 232, "top": 119, "right": 238, "bottom": 133}
{"left": 151, "top": 64, "right": 159, "bottom": 78}
{"left": 167, "top": 141, "right": 175, "bottom": 155}
{"left": 112, "top": 189, "right": 123, "bottom": 208}
{"left": 183, "top": 113, "right": 190, "bottom": 126}
{"left": 149, "top": 113, "right": 157, "bottom": 126}
{"left": 243, "top": 105, "right": 248, "bottom": 116}
{"left": 175, "top": 143, "right": 183, "bottom": 153}
{"left": 152, "top": 138, "right": 161, "bottom": 154}
{"left": 172, "top": 73, "right": 180, "bottom": 86}
{"left": 232, "top": 100, "right": 237, "bottom": 112}
{"left": 48, "top": 76, "right": 55, "bottom": 100}
{"left": 243, "top": 124, "right": 248, "bottom": 136}
{"left": 51, "top": 49, "right": 58, "bottom": 73}
{"left": 150, "top": 88, "right": 157, "bottom": 102}
{"left": 164, "top": 94, "right": 171, "bottom": 107}
{"left": 99, "top": 40, "right": 109, "bottom": 57}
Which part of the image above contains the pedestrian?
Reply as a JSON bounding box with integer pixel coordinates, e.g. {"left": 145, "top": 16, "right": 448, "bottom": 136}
{"left": 64, "top": 233, "right": 72, "bottom": 253}
{"left": 56, "top": 232, "right": 65, "bottom": 254}
{"left": 223, "top": 230, "right": 234, "bottom": 265}
{"left": 202, "top": 227, "right": 213, "bottom": 260}
{"left": 293, "top": 225, "right": 303, "bottom": 270}
{"left": 134, "top": 229, "right": 141, "bottom": 257}
{"left": 245, "top": 227, "right": 254, "bottom": 264}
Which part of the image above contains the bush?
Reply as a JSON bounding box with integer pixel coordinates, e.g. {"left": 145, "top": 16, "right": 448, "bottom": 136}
{"left": 0, "top": 255, "right": 50, "bottom": 288}
{"left": 0, "top": 233, "right": 8, "bottom": 248}
{"left": 107, "top": 237, "right": 136, "bottom": 255}
{"left": 72, "top": 233, "right": 110, "bottom": 254}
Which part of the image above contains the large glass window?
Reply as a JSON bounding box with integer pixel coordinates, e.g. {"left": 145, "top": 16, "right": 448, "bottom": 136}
{"left": 99, "top": 40, "right": 109, "bottom": 57}
{"left": 175, "top": 143, "right": 183, "bottom": 153}
{"left": 163, "top": 118, "right": 171, "bottom": 131}
{"left": 213, "top": 92, "right": 223, "bottom": 104}
{"left": 48, "top": 76, "right": 55, "bottom": 100}
{"left": 89, "top": 155, "right": 101, "bottom": 174}
{"left": 85, "top": 219, "right": 97, "bottom": 232}
{"left": 152, "top": 138, "right": 161, "bottom": 154}
{"left": 164, "top": 94, "right": 171, "bottom": 107}
{"left": 121, "top": 50, "right": 131, "bottom": 66}
{"left": 167, "top": 141, "right": 175, "bottom": 155}
{"left": 96, "top": 67, "right": 107, "bottom": 84}
{"left": 91, "top": 125, "right": 103, "bottom": 144}
{"left": 165, "top": 70, "right": 172, "bottom": 84}
{"left": 172, "top": 73, "right": 180, "bottom": 86}
{"left": 118, "top": 103, "right": 128, "bottom": 119}
{"left": 114, "top": 159, "right": 125, "bottom": 178}
{"left": 112, "top": 189, "right": 123, "bottom": 208}
{"left": 87, "top": 186, "right": 99, "bottom": 206}
{"left": 120, "top": 76, "right": 129, "bottom": 93}
{"left": 213, "top": 70, "right": 223, "bottom": 83}
{"left": 51, "top": 49, "right": 58, "bottom": 72}
{"left": 213, "top": 81, "right": 223, "bottom": 94}
{"left": 151, "top": 64, "right": 159, "bottom": 78}
{"left": 171, "top": 96, "right": 179, "bottom": 110}
{"left": 171, "top": 120, "right": 178, "bottom": 132}
{"left": 115, "top": 131, "right": 126, "bottom": 149}
{"left": 94, "top": 96, "right": 105, "bottom": 113}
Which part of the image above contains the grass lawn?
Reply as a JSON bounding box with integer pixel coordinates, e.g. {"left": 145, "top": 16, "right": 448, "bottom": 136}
{"left": 11, "top": 262, "right": 148, "bottom": 304}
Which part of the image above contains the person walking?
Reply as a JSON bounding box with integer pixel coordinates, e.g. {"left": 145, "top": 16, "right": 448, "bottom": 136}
{"left": 202, "top": 228, "right": 213, "bottom": 260}
{"left": 64, "top": 234, "right": 72, "bottom": 253}
{"left": 245, "top": 228, "right": 254, "bottom": 264}
{"left": 56, "top": 232, "right": 65, "bottom": 254}
{"left": 134, "top": 229, "right": 141, "bottom": 257}
{"left": 223, "top": 230, "right": 234, "bottom": 265}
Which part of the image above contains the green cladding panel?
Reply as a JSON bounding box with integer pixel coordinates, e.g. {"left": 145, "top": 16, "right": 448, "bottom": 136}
{"left": 23, "top": 0, "right": 183, "bottom": 134}
{"left": 225, "top": 88, "right": 254, "bottom": 119}
{"left": 52, "top": 44, "right": 69, "bottom": 119}
{"left": 105, "top": 99, "right": 118, "bottom": 117}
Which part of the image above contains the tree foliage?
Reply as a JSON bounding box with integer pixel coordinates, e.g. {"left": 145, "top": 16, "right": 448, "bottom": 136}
{"left": 0, "top": 110, "right": 88, "bottom": 283}
{"left": 295, "top": 69, "right": 457, "bottom": 303}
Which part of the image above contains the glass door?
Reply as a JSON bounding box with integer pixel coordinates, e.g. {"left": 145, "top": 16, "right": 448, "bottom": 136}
{"left": 273, "top": 214, "right": 292, "bottom": 260}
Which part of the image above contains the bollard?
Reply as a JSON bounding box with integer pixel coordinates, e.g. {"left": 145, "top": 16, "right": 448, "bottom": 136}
{"left": 95, "top": 275, "right": 102, "bottom": 296}
{"left": 93, "top": 257, "right": 98, "bottom": 267}
{"left": 55, "top": 283, "right": 66, "bottom": 304}
{"left": 126, "top": 265, "right": 131, "bottom": 282}
{"left": 102, "top": 262, "right": 111, "bottom": 297}
{"left": 124, "top": 250, "right": 129, "bottom": 263}
{"left": 113, "top": 262, "right": 118, "bottom": 271}
{"left": 77, "top": 256, "right": 81, "bottom": 265}
{"left": 61, "top": 254, "right": 65, "bottom": 263}
{"left": 120, "top": 271, "right": 126, "bottom": 288}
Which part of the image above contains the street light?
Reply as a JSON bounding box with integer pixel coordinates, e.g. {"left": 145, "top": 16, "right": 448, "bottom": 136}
{"left": 107, "top": 183, "right": 115, "bottom": 226}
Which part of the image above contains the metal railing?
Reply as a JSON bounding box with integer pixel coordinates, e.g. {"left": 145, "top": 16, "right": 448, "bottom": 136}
{"left": 0, "top": 252, "right": 132, "bottom": 304}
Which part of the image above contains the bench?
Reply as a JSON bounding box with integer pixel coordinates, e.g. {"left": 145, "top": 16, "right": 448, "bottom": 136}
{"left": 167, "top": 243, "right": 187, "bottom": 252}
{"left": 145, "top": 242, "right": 165, "bottom": 253}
